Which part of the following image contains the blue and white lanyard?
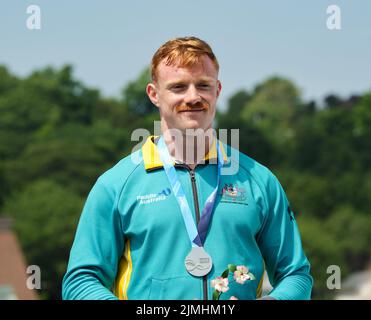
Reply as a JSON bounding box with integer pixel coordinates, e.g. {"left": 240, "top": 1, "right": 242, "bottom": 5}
{"left": 157, "top": 136, "right": 223, "bottom": 248}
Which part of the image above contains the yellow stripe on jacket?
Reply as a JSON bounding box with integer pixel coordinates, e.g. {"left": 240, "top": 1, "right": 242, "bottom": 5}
{"left": 113, "top": 239, "right": 132, "bottom": 300}
{"left": 256, "top": 264, "right": 265, "bottom": 299}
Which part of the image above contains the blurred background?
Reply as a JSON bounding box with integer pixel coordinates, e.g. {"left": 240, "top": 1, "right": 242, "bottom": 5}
{"left": 0, "top": 0, "right": 370, "bottom": 300}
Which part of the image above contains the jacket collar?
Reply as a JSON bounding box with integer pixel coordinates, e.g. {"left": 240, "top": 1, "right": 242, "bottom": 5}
{"left": 142, "top": 135, "right": 229, "bottom": 171}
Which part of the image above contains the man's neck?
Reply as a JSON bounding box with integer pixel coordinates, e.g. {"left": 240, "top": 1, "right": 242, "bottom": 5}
{"left": 161, "top": 128, "right": 214, "bottom": 170}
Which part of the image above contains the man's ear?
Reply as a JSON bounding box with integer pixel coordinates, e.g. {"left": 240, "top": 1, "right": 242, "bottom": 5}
{"left": 216, "top": 80, "right": 222, "bottom": 98}
{"left": 146, "top": 83, "right": 160, "bottom": 108}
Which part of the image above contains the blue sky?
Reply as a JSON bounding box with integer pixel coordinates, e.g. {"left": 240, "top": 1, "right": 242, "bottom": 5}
{"left": 1, "top": 0, "right": 370, "bottom": 110}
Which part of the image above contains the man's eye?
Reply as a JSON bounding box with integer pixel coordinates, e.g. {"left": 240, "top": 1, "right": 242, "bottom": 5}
{"left": 171, "top": 85, "right": 186, "bottom": 91}
{"left": 198, "top": 84, "right": 210, "bottom": 89}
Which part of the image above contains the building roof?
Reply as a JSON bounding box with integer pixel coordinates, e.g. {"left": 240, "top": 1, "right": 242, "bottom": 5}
{"left": 0, "top": 218, "right": 38, "bottom": 300}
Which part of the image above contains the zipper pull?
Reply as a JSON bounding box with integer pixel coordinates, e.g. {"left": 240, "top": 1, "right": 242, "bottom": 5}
{"left": 190, "top": 170, "right": 196, "bottom": 181}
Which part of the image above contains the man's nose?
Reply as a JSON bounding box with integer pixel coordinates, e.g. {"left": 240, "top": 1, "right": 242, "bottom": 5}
{"left": 183, "top": 85, "right": 201, "bottom": 105}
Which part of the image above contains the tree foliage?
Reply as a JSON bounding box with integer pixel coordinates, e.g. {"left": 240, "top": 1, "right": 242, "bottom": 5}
{"left": 3, "top": 179, "right": 83, "bottom": 299}
{"left": 122, "top": 67, "right": 156, "bottom": 115}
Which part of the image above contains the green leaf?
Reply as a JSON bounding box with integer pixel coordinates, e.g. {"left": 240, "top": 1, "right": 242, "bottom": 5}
{"left": 221, "top": 268, "right": 229, "bottom": 278}
{"left": 212, "top": 290, "right": 221, "bottom": 300}
{"left": 228, "top": 264, "right": 237, "bottom": 272}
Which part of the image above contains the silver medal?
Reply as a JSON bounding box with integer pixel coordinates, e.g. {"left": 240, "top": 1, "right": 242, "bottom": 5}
{"left": 185, "top": 246, "right": 213, "bottom": 277}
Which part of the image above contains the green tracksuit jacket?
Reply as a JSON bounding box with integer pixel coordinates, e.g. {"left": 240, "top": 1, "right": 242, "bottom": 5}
{"left": 62, "top": 135, "right": 313, "bottom": 300}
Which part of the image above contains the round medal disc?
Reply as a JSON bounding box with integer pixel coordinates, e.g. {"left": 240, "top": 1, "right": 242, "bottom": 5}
{"left": 185, "top": 247, "right": 213, "bottom": 277}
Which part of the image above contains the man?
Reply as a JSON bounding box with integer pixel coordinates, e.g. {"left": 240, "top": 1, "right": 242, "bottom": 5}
{"left": 62, "top": 37, "right": 313, "bottom": 300}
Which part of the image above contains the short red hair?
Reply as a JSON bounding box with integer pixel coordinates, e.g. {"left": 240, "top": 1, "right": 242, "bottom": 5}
{"left": 150, "top": 36, "right": 219, "bottom": 82}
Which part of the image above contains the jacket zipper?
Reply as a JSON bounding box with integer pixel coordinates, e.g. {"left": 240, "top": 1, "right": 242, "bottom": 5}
{"left": 189, "top": 169, "right": 209, "bottom": 301}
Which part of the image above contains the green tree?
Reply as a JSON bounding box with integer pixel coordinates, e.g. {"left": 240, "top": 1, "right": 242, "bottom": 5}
{"left": 0, "top": 65, "right": 102, "bottom": 160}
{"left": 275, "top": 170, "right": 334, "bottom": 219}
{"left": 4, "top": 122, "right": 128, "bottom": 196}
{"left": 25, "top": 65, "right": 100, "bottom": 125}
{"left": 2, "top": 179, "right": 84, "bottom": 299}
{"left": 297, "top": 216, "right": 347, "bottom": 299}
{"left": 353, "top": 93, "right": 371, "bottom": 170}
{"left": 324, "top": 94, "right": 343, "bottom": 109}
{"left": 217, "top": 89, "right": 274, "bottom": 166}
{"left": 225, "top": 89, "right": 250, "bottom": 116}
{"left": 290, "top": 103, "right": 362, "bottom": 175}
{"left": 0, "top": 163, "right": 8, "bottom": 209}
{"left": 241, "top": 77, "right": 302, "bottom": 148}
{"left": 0, "top": 66, "right": 19, "bottom": 94}
{"left": 122, "top": 67, "right": 156, "bottom": 115}
{"left": 324, "top": 206, "right": 371, "bottom": 271}
{"left": 0, "top": 81, "right": 53, "bottom": 159}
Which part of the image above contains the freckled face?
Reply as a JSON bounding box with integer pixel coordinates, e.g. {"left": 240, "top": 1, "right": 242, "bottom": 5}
{"left": 147, "top": 55, "right": 222, "bottom": 133}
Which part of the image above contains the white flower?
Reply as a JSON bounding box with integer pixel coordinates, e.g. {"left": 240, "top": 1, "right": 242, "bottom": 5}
{"left": 211, "top": 277, "right": 229, "bottom": 293}
{"left": 233, "top": 265, "right": 251, "bottom": 284}
{"left": 229, "top": 296, "right": 238, "bottom": 300}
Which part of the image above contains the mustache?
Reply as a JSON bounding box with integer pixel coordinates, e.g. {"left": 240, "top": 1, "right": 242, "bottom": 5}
{"left": 176, "top": 101, "right": 209, "bottom": 112}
